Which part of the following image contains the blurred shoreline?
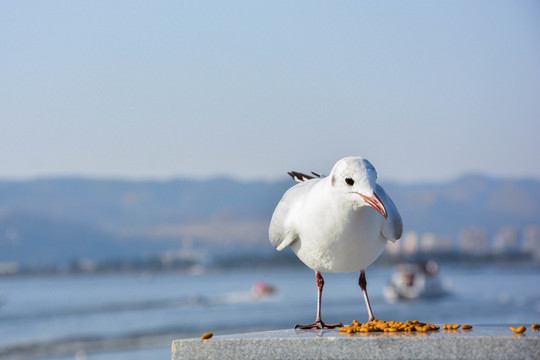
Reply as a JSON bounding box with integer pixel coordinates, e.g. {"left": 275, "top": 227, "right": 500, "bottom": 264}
{"left": 1, "top": 250, "right": 538, "bottom": 278}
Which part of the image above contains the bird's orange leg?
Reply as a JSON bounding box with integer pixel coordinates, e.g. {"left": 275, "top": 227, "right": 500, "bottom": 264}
{"left": 295, "top": 271, "right": 343, "bottom": 330}
{"left": 359, "top": 269, "right": 375, "bottom": 321}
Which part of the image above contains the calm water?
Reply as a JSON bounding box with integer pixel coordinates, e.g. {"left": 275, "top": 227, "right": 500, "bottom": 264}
{"left": 1, "top": 263, "right": 539, "bottom": 359}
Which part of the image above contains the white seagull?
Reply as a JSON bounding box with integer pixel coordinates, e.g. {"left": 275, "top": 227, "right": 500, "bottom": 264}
{"left": 269, "top": 156, "right": 403, "bottom": 329}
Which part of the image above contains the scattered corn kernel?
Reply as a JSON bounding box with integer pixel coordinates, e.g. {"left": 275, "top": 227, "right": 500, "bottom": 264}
{"left": 338, "top": 319, "right": 440, "bottom": 334}
{"left": 532, "top": 324, "right": 540, "bottom": 330}
{"left": 201, "top": 332, "right": 213, "bottom": 340}
{"left": 443, "top": 324, "right": 461, "bottom": 330}
{"left": 462, "top": 324, "right": 473, "bottom": 330}
{"left": 510, "top": 326, "right": 526, "bottom": 333}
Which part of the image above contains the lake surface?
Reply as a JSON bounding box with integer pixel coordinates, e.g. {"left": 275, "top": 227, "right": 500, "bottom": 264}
{"left": 1, "top": 263, "right": 539, "bottom": 359}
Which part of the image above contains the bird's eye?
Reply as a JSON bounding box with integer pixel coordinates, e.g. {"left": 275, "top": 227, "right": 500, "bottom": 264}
{"left": 345, "top": 177, "right": 354, "bottom": 186}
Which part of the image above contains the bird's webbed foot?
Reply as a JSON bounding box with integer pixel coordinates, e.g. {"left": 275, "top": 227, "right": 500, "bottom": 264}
{"left": 294, "top": 320, "right": 343, "bottom": 330}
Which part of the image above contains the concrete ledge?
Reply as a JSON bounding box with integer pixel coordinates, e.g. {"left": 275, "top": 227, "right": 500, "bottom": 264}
{"left": 172, "top": 325, "right": 540, "bottom": 360}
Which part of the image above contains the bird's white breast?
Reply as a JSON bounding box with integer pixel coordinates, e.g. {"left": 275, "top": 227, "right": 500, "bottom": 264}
{"left": 290, "top": 203, "right": 387, "bottom": 273}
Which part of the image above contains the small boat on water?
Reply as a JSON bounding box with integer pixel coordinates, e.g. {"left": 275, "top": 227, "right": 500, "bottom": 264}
{"left": 383, "top": 260, "right": 451, "bottom": 303}
{"left": 250, "top": 280, "right": 276, "bottom": 299}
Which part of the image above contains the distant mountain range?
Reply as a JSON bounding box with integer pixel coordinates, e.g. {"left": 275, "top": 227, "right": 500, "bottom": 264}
{"left": 1, "top": 174, "right": 539, "bottom": 269}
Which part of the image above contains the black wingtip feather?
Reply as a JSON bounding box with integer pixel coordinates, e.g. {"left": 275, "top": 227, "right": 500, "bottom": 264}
{"left": 288, "top": 171, "right": 316, "bottom": 182}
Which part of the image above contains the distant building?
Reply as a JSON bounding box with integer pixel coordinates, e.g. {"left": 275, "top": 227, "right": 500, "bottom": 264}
{"left": 521, "top": 225, "right": 540, "bottom": 262}
{"left": 386, "top": 231, "right": 453, "bottom": 257}
{"left": 492, "top": 226, "right": 519, "bottom": 254}
{"left": 402, "top": 231, "right": 419, "bottom": 256}
{"left": 459, "top": 227, "right": 489, "bottom": 256}
{"left": 0, "top": 262, "right": 19, "bottom": 275}
{"left": 420, "top": 232, "right": 453, "bottom": 254}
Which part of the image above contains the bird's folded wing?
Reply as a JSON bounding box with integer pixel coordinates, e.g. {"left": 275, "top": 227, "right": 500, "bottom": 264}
{"left": 269, "top": 179, "right": 318, "bottom": 250}
{"left": 376, "top": 184, "right": 403, "bottom": 242}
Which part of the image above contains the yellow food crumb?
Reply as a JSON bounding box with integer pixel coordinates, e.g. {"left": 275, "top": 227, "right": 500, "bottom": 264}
{"left": 462, "top": 324, "right": 473, "bottom": 330}
{"left": 338, "top": 319, "right": 439, "bottom": 334}
{"left": 443, "top": 324, "right": 461, "bottom": 330}
{"left": 509, "top": 326, "right": 526, "bottom": 334}
{"left": 201, "top": 332, "right": 213, "bottom": 340}
{"left": 532, "top": 324, "right": 540, "bottom": 330}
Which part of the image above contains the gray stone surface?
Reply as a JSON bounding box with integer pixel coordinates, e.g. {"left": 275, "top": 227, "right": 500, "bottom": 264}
{"left": 172, "top": 325, "right": 540, "bottom": 359}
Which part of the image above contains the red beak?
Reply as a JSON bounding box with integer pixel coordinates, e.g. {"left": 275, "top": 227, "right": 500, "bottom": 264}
{"left": 357, "top": 192, "right": 387, "bottom": 219}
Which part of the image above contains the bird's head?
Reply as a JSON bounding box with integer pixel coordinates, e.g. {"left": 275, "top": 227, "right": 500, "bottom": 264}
{"left": 329, "top": 156, "right": 387, "bottom": 219}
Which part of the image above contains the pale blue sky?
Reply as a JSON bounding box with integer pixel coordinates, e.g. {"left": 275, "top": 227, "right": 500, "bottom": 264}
{"left": 1, "top": 1, "right": 539, "bottom": 182}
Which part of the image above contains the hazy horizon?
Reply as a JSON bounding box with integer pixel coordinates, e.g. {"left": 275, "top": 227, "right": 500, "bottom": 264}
{"left": 0, "top": 168, "right": 539, "bottom": 185}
